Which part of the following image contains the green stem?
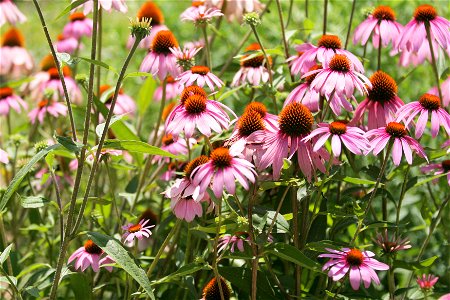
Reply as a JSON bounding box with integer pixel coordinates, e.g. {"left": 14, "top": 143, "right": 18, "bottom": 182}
{"left": 266, "top": 186, "right": 290, "bottom": 236}
{"left": 0, "top": 267, "right": 22, "bottom": 300}
{"left": 377, "top": 31, "right": 382, "bottom": 70}
{"left": 248, "top": 183, "right": 258, "bottom": 300}
{"left": 425, "top": 23, "right": 444, "bottom": 105}
{"left": 212, "top": 200, "right": 225, "bottom": 300}
{"left": 344, "top": 0, "right": 356, "bottom": 49}
{"left": 184, "top": 222, "right": 192, "bottom": 264}
{"left": 104, "top": 160, "right": 121, "bottom": 225}
{"left": 323, "top": 0, "right": 328, "bottom": 35}
{"left": 291, "top": 187, "right": 300, "bottom": 298}
{"left": 201, "top": 25, "right": 212, "bottom": 70}
{"left": 395, "top": 165, "right": 411, "bottom": 235}
{"left": 388, "top": 266, "right": 395, "bottom": 300}
{"left": 305, "top": 0, "right": 309, "bottom": 18}
{"left": 49, "top": 168, "right": 64, "bottom": 242}
{"left": 275, "top": 0, "right": 294, "bottom": 82}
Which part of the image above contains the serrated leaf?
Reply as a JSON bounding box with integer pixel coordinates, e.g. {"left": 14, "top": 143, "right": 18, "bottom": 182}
{"left": 265, "top": 243, "right": 321, "bottom": 271}
{"left": 103, "top": 140, "right": 177, "bottom": 158}
{"left": 20, "top": 195, "right": 50, "bottom": 208}
{"left": 0, "top": 244, "right": 13, "bottom": 264}
{"left": 88, "top": 232, "right": 155, "bottom": 300}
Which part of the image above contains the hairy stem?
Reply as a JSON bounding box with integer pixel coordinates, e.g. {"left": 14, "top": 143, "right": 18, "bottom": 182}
{"left": 275, "top": 0, "right": 294, "bottom": 82}
{"left": 425, "top": 23, "right": 444, "bottom": 105}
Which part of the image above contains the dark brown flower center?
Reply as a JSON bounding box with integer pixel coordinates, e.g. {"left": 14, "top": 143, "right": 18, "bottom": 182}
{"left": 329, "top": 121, "right": 347, "bottom": 135}
{"left": 442, "top": 160, "right": 450, "bottom": 172}
{"left": 184, "top": 95, "right": 207, "bottom": 114}
{"left": 329, "top": 54, "right": 351, "bottom": 72}
{"left": 139, "top": 208, "right": 159, "bottom": 225}
{"left": 386, "top": 122, "right": 407, "bottom": 138}
{"left": 48, "top": 66, "right": 72, "bottom": 80}
{"left": 241, "top": 43, "right": 267, "bottom": 68}
{"left": 84, "top": 240, "right": 103, "bottom": 255}
{"left": 162, "top": 134, "right": 175, "bottom": 146}
{"left": 181, "top": 86, "right": 207, "bottom": 104}
{"left": 137, "top": 1, "right": 164, "bottom": 25}
{"left": 304, "top": 65, "right": 322, "bottom": 84}
{"left": 317, "top": 35, "right": 342, "bottom": 49}
{"left": 346, "top": 249, "right": 364, "bottom": 266}
{"left": 279, "top": 103, "right": 313, "bottom": 136}
{"left": 414, "top": 5, "right": 437, "bottom": 22}
{"left": 40, "top": 54, "right": 56, "bottom": 71}
{"left": 69, "top": 12, "right": 86, "bottom": 22}
{"left": 238, "top": 110, "right": 265, "bottom": 137}
{"left": 151, "top": 30, "right": 178, "bottom": 54}
{"left": 373, "top": 6, "right": 396, "bottom": 21}
{"left": 210, "top": 147, "right": 233, "bottom": 168}
{"left": 0, "top": 87, "right": 13, "bottom": 99}
{"left": 128, "top": 224, "right": 142, "bottom": 233}
{"left": 419, "top": 93, "right": 440, "bottom": 110}
{"left": 367, "top": 71, "right": 397, "bottom": 104}
{"left": 184, "top": 155, "right": 209, "bottom": 177}
{"left": 191, "top": 65, "right": 210, "bottom": 75}
{"left": 202, "top": 277, "right": 231, "bottom": 300}
{"left": 244, "top": 102, "right": 267, "bottom": 118}
{"left": 1, "top": 28, "right": 25, "bottom": 47}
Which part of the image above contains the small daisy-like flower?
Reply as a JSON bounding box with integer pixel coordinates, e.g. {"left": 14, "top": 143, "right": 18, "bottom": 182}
{"left": 373, "top": 229, "right": 412, "bottom": 255}
{"left": 417, "top": 274, "right": 439, "bottom": 290}
{"left": 0, "top": 0, "right": 26, "bottom": 27}
{"left": 304, "top": 54, "right": 371, "bottom": 116}
{"left": 40, "top": 66, "right": 83, "bottom": 105}
{"left": 284, "top": 64, "right": 321, "bottom": 112}
{"left": 365, "top": 122, "right": 428, "bottom": 166}
{"left": 99, "top": 84, "right": 136, "bottom": 116}
{"left": 63, "top": 12, "right": 93, "bottom": 40}
{"left": 218, "top": 232, "right": 250, "bottom": 253}
{"left": 289, "top": 35, "right": 364, "bottom": 76}
{"left": 68, "top": 240, "right": 113, "bottom": 272}
{"left": 232, "top": 43, "right": 271, "bottom": 87}
{"left": 0, "top": 86, "right": 28, "bottom": 116}
{"left": 421, "top": 160, "right": 450, "bottom": 186}
{"left": 154, "top": 76, "right": 179, "bottom": 102}
{"left": 28, "top": 98, "right": 67, "bottom": 124}
{"left": 202, "top": 276, "right": 231, "bottom": 300}
{"left": 397, "top": 5, "right": 450, "bottom": 57}
{"left": 170, "top": 45, "right": 202, "bottom": 70}
{"left": 139, "top": 30, "right": 181, "bottom": 80}
{"left": 353, "top": 5, "right": 403, "bottom": 48}
{"left": 303, "top": 121, "right": 369, "bottom": 157}
{"left": 0, "top": 148, "right": 9, "bottom": 164}
{"left": 181, "top": 4, "right": 223, "bottom": 25}
{"left": 319, "top": 248, "right": 389, "bottom": 290}
{"left": 55, "top": 33, "right": 80, "bottom": 55}
{"left": 0, "top": 27, "right": 33, "bottom": 78}
{"left": 191, "top": 141, "right": 257, "bottom": 198}
{"left": 352, "top": 71, "right": 404, "bottom": 130}
{"left": 71, "top": 0, "right": 128, "bottom": 15}
{"left": 177, "top": 65, "right": 223, "bottom": 92}
{"left": 396, "top": 93, "right": 450, "bottom": 139}
{"left": 122, "top": 219, "right": 155, "bottom": 246}
{"left": 206, "top": 0, "right": 264, "bottom": 23}
{"left": 428, "top": 76, "right": 450, "bottom": 108}
{"left": 165, "top": 87, "right": 231, "bottom": 138}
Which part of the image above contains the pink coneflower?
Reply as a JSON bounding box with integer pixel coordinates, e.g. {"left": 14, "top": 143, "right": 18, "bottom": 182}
{"left": 421, "top": 160, "right": 450, "bottom": 186}
{"left": 28, "top": 98, "right": 67, "bottom": 124}
{"left": 99, "top": 84, "right": 135, "bottom": 116}
{"left": 181, "top": 3, "right": 223, "bottom": 25}
{"left": 170, "top": 45, "right": 202, "bottom": 70}
{"left": 397, "top": 5, "right": 450, "bottom": 57}
{"left": 206, "top": 0, "right": 265, "bottom": 22}
{"left": 154, "top": 76, "right": 179, "bottom": 101}
{"left": 165, "top": 87, "right": 231, "bottom": 138}
{"left": 0, "top": 148, "right": 8, "bottom": 164}
{"left": 40, "top": 67, "right": 83, "bottom": 105}
{"left": 68, "top": 240, "right": 113, "bottom": 272}
{"left": 71, "top": 0, "right": 128, "bottom": 15}
{"left": 153, "top": 134, "right": 195, "bottom": 163}
{"left": 319, "top": 248, "right": 389, "bottom": 290}
{"left": 191, "top": 141, "right": 256, "bottom": 198}
{"left": 0, "top": 87, "right": 27, "bottom": 115}
{"left": 417, "top": 274, "right": 439, "bottom": 290}
{"left": 232, "top": 43, "right": 271, "bottom": 87}
{"left": 428, "top": 76, "right": 450, "bottom": 108}
{"left": 202, "top": 277, "right": 231, "bottom": 300}
{"left": 140, "top": 30, "right": 180, "bottom": 81}
{"left": 303, "top": 121, "right": 369, "bottom": 157}
{"left": 87, "top": 148, "right": 122, "bottom": 161}
{"left": 218, "top": 232, "right": 250, "bottom": 253}
{"left": 396, "top": 93, "right": 450, "bottom": 139}
{"left": 304, "top": 54, "right": 371, "bottom": 116}
{"left": 122, "top": 219, "right": 155, "bottom": 246}
{"left": 365, "top": 122, "right": 428, "bottom": 166}
{"left": 284, "top": 65, "right": 321, "bottom": 112}
{"left": 247, "top": 103, "right": 330, "bottom": 181}
{"left": 63, "top": 13, "right": 93, "bottom": 40}
{"left": 0, "top": 0, "right": 26, "bottom": 27}
{"left": 55, "top": 33, "right": 79, "bottom": 54}
{"left": 177, "top": 65, "right": 223, "bottom": 92}
{"left": 353, "top": 6, "right": 403, "bottom": 48}
{"left": 0, "top": 28, "right": 33, "bottom": 78}
{"left": 373, "top": 229, "right": 411, "bottom": 255}
{"left": 352, "top": 71, "right": 404, "bottom": 130}
{"left": 289, "top": 35, "right": 364, "bottom": 76}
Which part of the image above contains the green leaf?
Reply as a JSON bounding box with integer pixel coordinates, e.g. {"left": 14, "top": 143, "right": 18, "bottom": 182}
{"left": 125, "top": 72, "right": 154, "bottom": 79}
{"left": 153, "top": 263, "right": 208, "bottom": 284}
{"left": 69, "top": 273, "right": 92, "bottom": 300}
{"left": 0, "top": 244, "right": 13, "bottom": 264}
{"left": 341, "top": 176, "right": 378, "bottom": 185}
{"left": 55, "top": 0, "right": 88, "bottom": 20}
{"left": 20, "top": 195, "right": 50, "bottom": 209}
{"left": 0, "top": 144, "right": 60, "bottom": 211}
{"left": 265, "top": 243, "right": 321, "bottom": 271}
{"left": 24, "top": 286, "right": 40, "bottom": 298}
{"left": 394, "top": 256, "right": 438, "bottom": 270}
{"left": 56, "top": 135, "right": 83, "bottom": 153}
{"left": 103, "top": 140, "right": 177, "bottom": 158}
{"left": 96, "top": 115, "right": 124, "bottom": 138}
{"left": 78, "top": 57, "right": 118, "bottom": 74}
{"left": 137, "top": 76, "right": 157, "bottom": 116}
{"left": 88, "top": 232, "right": 155, "bottom": 300}
{"left": 217, "top": 85, "right": 244, "bottom": 102}
{"left": 413, "top": 173, "right": 448, "bottom": 188}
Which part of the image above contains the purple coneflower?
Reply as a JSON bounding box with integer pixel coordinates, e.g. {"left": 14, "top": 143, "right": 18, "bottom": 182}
{"left": 154, "top": 76, "right": 179, "bottom": 101}
{"left": 177, "top": 65, "right": 223, "bottom": 92}
{"left": 99, "top": 84, "right": 135, "bottom": 116}
{"left": 421, "top": 160, "right": 450, "bottom": 186}
{"left": 0, "top": 28, "right": 33, "bottom": 78}
{"left": 417, "top": 274, "right": 439, "bottom": 290}
{"left": 284, "top": 64, "right": 321, "bottom": 112}
{"left": 170, "top": 45, "right": 202, "bottom": 70}
{"left": 122, "top": 219, "right": 155, "bottom": 246}
{"left": 154, "top": 134, "right": 195, "bottom": 163}
{"left": 206, "top": 0, "right": 264, "bottom": 22}
{"left": 181, "top": 3, "right": 223, "bottom": 24}
{"left": 0, "top": 87, "right": 27, "bottom": 116}
{"left": 319, "top": 248, "right": 389, "bottom": 290}
{"left": 28, "top": 99, "right": 67, "bottom": 124}
{"left": 396, "top": 93, "right": 450, "bottom": 139}
{"left": 0, "top": 0, "right": 26, "bottom": 27}
{"left": 428, "top": 76, "right": 450, "bottom": 108}
{"left": 63, "top": 13, "right": 93, "bottom": 40}
{"left": 71, "top": 0, "right": 127, "bottom": 15}
{"left": 41, "top": 67, "right": 83, "bottom": 105}
{"left": 68, "top": 240, "right": 113, "bottom": 272}
{"left": 55, "top": 33, "right": 79, "bottom": 55}
{"left": 373, "top": 229, "right": 411, "bottom": 255}
{"left": 218, "top": 232, "right": 250, "bottom": 253}
{"left": 232, "top": 43, "right": 271, "bottom": 87}
{"left": 201, "top": 276, "right": 231, "bottom": 300}
{"left": 365, "top": 122, "right": 428, "bottom": 166}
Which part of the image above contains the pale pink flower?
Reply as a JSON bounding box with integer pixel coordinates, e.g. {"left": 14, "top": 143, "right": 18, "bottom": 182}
{"left": 122, "top": 219, "right": 155, "bottom": 246}
{"left": 63, "top": 13, "right": 93, "bottom": 40}
{"left": 0, "top": 148, "right": 8, "bottom": 164}
{"left": 0, "top": 0, "right": 26, "bottom": 27}
{"left": 99, "top": 84, "right": 135, "bottom": 116}
{"left": 87, "top": 148, "right": 122, "bottom": 161}
{"left": 319, "top": 248, "right": 389, "bottom": 290}
{"left": 289, "top": 35, "right": 364, "bottom": 76}
{"left": 303, "top": 121, "right": 369, "bottom": 157}
{"left": 365, "top": 122, "right": 428, "bottom": 166}
{"left": 206, "top": 0, "right": 264, "bottom": 22}
{"left": 397, "top": 5, "right": 450, "bottom": 57}
{"left": 393, "top": 40, "right": 446, "bottom": 67}
{"left": 55, "top": 33, "right": 80, "bottom": 54}
{"left": 218, "top": 232, "right": 250, "bottom": 253}
{"left": 396, "top": 93, "right": 450, "bottom": 139}
{"left": 0, "top": 28, "right": 33, "bottom": 78}
{"left": 232, "top": 43, "right": 271, "bottom": 87}
{"left": 181, "top": 4, "right": 223, "bottom": 24}
{"left": 428, "top": 76, "right": 450, "bottom": 108}
{"left": 373, "top": 229, "right": 412, "bottom": 255}
{"left": 99, "top": 255, "right": 115, "bottom": 272}
{"left": 439, "top": 294, "right": 450, "bottom": 300}
{"left": 0, "top": 87, "right": 27, "bottom": 116}
{"left": 170, "top": 45, "right": 202, "bottom": 70}
{"left": 154, "top": 134, "right": 196, "bottom": 163}
{"left": 154, "top": 76, "right": 179, "bottom": 101}
{"left": 28, "top": 99, "right": 67, "bottom": 124}
{"left": 71, "top": 0, "right": 128, "bottom": 15}
{"left": 417, "top": 274, "right": 439, "bottom": 290}
{"left": 284, "top": 65, "right": 321, "bottom": 112}
{"left": 177, "top": 65, "right": 223, "bottom": 92}
{"left": 191, "top": 141, "right": 256, "bottom": 198}
{"left": 68, "top": 240, "right": 113, "bottom": 272}
{"left": 303, "top": 54, "right": 371, "bottom": 116}
{"left": 352, "top": 71, "right": 404, "bottom": 130}
{"left": 39, "top": 67, "right": 83, "bottom": 105}
{"left": 353, "top": 6, "right": 403, "bottom": 48}
{"left": 421, "top": 160, "right": 450, "bottom": 186}
{"left": 140, "top": 30, "right": 181, "bottom": 81}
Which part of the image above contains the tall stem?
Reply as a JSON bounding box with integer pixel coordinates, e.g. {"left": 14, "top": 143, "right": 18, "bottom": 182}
{"left": 305, "top": 0, "right": 309, "bottom": 18}
{"left": 212, "top": 200, "right": 225, "bottom": 300}
{"left": 201, "top": 25, "right": 212, "bottom": 70}
{"left": 377, "top": 32, "right": 382, "bottom": 70}
{"left": 291, "top": 187, "right": 300, "bottom": 298}
{"left": 344, "top": 0, "right": 356, "bottom": 49}
{"left": 248, "top": 184, "right": 258, "bottom": 300}
{"left": 395, "top": 165, "right": 411, "bottom": 234}
{"left": 323, "top": 0, "right": 328, "bottom": 35}
{"left": 425, "top": 23, "right": 444, "bottom": 105}
{"left": 275, "top": 0, "right": 294, "bottom": 82}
